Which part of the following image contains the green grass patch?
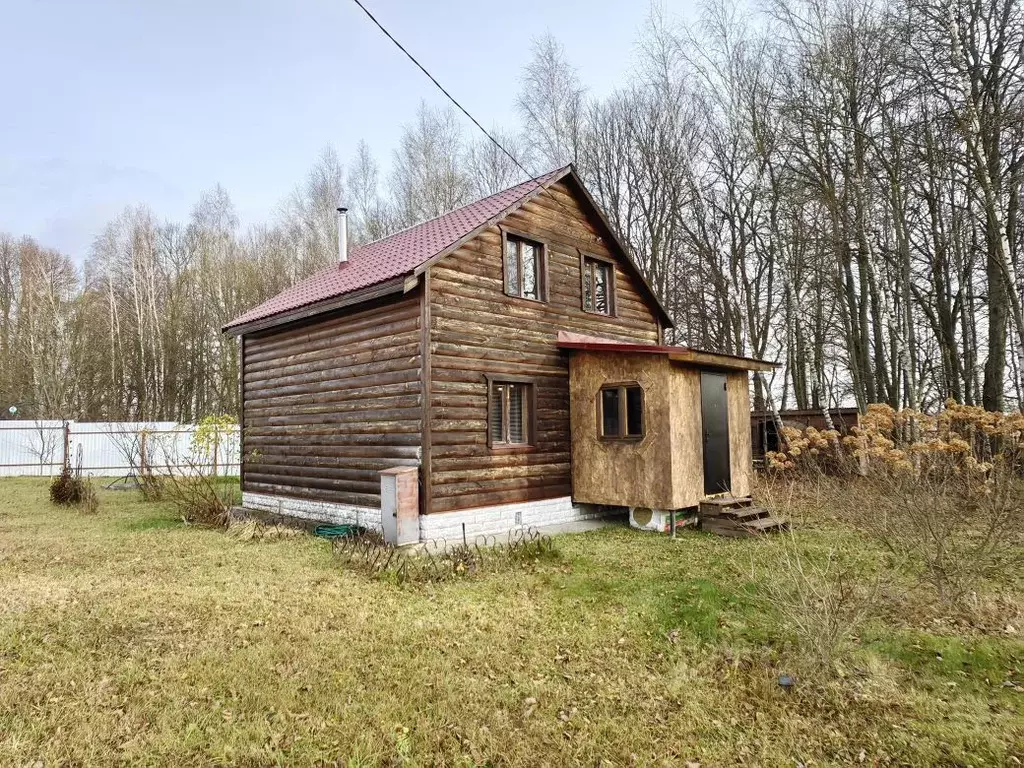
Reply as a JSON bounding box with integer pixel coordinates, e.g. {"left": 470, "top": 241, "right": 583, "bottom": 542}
{"left": 0, "top": 477, "right": 1021, "bottom": 766}
{"left": 119, "top": 512, "right": 182, "bottom": 531}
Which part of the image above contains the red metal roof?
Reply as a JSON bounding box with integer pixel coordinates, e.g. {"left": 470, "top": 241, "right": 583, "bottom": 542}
{"left": 224, "top": 167, "right": 571, "bottom": 331}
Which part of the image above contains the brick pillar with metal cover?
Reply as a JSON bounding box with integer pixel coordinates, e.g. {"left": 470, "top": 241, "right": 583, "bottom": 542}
{"left": 380, "top": 467, "right": 419, "bottom": 546}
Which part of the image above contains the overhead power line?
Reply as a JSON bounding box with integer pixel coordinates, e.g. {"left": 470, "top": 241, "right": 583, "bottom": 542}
{"left": 349, "top": 0, "right": 558, "bottom": 195}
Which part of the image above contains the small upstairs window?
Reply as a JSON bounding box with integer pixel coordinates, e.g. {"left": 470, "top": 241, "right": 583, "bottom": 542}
{"left": 599, "top": 383, "right": 644, "bottom": 439}
{"left": 582, "top": 255, "right": 614, "bottom": 315}
{"left": 504, "top": 233, "right": 545, "bottom": 301}
{"left": 488, "top": 378, "right": 535, "bottom": 448}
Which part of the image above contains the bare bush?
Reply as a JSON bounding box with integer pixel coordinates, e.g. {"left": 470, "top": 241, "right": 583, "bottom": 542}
{"left": 767, "top": 402, "right": 1024, "bottom": 611}
{"left": 27, "top": 421, "right": 61, "bottom": 476}
{"left": 143, "top": 436, "right": 234, "bottom": 527}
{"left": 103, "top": 425, "right": 166, "bottom": 500}
{"left": 754, "top": 538, "right": 877, "bottom": 674}
{"left": 862, "top": 459, "right": 1023, "bottom": 608}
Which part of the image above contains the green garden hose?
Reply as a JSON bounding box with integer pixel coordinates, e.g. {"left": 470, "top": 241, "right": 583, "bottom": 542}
{"left": 313, "top": 524, "right": 362, "bottom": 539}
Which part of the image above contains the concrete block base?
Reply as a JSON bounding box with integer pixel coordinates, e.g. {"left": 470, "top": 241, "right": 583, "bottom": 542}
{"left": 418, "top": 496, "right": 604, "bottom": 542}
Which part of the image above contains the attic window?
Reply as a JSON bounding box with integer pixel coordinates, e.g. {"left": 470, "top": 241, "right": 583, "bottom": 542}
{"left": 503, "top": 233, "right": 545, "bottom": 301}
{"left": 582, "top": 255, "right": 614, "bottom": 315}
{"left": 599, "top": 383, "right": 644, "bottom": 439}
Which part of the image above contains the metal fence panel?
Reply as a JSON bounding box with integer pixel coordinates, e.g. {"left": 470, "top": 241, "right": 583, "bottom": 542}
{"left": 0, "top": 421, "right": 240, "bottom": 478}
{"left": 0, "top": 421, "right": 65, "bottom": 476}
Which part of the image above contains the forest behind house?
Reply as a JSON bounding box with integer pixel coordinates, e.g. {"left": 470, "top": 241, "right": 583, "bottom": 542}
{"left": 3, "top": 0, "right": 1023, "bottom": 422}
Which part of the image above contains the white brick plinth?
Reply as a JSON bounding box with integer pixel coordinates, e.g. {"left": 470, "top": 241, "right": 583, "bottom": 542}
{"left": 241, "top": 491, "right": 382, "bottom": 532}
{"left": 418, "top": 496, "right": 602, "bottom": 542}
{"left": 241, "top": 492, "right": 604, "bottom": 542}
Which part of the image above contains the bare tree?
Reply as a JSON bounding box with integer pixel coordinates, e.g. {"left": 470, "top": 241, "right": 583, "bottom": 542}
{"left": 517, "top": 34, "right": 587, "bottom": 169}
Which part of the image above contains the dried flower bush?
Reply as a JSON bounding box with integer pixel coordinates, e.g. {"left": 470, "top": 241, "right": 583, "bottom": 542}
{"left": 765, "top": 401, "right": 1024, "bottom": 610}
{"left": 768, "top": 401, "right": 1024, "bottom": 476}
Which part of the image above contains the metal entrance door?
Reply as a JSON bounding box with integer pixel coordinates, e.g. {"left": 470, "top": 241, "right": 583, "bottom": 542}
{"left": 700, "top": 371, "right": 731, "bottom": 495}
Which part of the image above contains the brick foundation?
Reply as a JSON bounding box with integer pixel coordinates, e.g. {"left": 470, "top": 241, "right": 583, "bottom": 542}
{"left": 418, "top": 496, "right": 604, "bottom": 542}
{"left": 240, "top": 491, "right": 606, "bottom": 542}
{"left": 241, "top": 491, "right": 382, "bottom": 531}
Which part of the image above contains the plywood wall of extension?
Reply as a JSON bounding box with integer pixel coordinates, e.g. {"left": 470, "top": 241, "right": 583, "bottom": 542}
{"left": 570, "top": 350, "right": 752, "bottom": 511}
{"left": 241, "top": 291, "right": 423, "bottom": 508}
{"left": 424, "top": 180, "right": 661, "bottom": 514}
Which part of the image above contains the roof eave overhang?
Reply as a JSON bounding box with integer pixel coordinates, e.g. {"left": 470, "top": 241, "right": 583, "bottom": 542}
{"left": 558, "top": 338, "right": 776, "bottom": 372}
{"left": 666, "top": 350, "right": 777, "bottom": 373}
{"left": 222, "top": 275, "right": 413, "bottom": 337}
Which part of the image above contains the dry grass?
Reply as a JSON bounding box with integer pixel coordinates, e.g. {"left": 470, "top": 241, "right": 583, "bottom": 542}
{"left": 0, "top": 477, "right": 1021, "bottom": 766}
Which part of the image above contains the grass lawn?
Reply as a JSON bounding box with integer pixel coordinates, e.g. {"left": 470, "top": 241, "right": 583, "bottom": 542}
{"left": 0, "top": 478, "right": 1021, "bottom": 766}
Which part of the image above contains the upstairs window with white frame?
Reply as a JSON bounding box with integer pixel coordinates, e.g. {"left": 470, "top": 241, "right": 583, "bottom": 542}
{"left": 504, "top": 233, "right": 544, "bottom": 301}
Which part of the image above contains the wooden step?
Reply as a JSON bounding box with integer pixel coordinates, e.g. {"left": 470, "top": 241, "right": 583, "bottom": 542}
{"left": 697, "top": 496, "right": 789, "bottom": 538}
{"left": 699, "top": 498, "right": 754, "bottom": 518}
{"left": 701, "top": 496, "right": 753, "bottom": 507}
{"left": 741, "top": 516, "right": 789, "bottom": 533}
{"left": 717, "top": 506, "right": 771, "bottom": 521}
{"left": 699, "top": 520, "right": 752, "bottom": 538}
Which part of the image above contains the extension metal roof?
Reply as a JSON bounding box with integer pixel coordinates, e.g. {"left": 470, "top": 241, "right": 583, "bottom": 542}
{"left": 556, "top": 332, "right": 777, "bottom": 372}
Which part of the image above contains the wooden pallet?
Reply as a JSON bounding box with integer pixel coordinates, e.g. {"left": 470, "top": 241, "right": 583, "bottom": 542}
{"left": 698, "top": 496, "right": 788, "bottom": 538}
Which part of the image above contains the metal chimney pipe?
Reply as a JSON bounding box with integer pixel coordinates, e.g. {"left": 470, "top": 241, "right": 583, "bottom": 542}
{"left": 337, "top": 207, "right": 349, "bottom": 264}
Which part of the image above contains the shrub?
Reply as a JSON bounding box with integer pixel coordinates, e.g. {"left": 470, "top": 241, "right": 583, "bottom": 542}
{"left": 862, "top": 456, "right": 1023, "bottom": 607}
{"left": 766, "top": 401, "right": 1024, "bottom": 610}
{"left": 753, "top": 537, "right": 876, "bottom": 674}
{"left": 189, "top": 414, "right": 238, "bottom": 475}
{"left": 767, "top": 400, "right": 1024, "bottom": 477}
{"left": 164, "top": 475, "right": 232, "bottom": 527}
{"left": 49, "top": 464, "right": 99, "bottom": 514}
{"left": 50, "top": 466, "right": 82, "bottom": 505}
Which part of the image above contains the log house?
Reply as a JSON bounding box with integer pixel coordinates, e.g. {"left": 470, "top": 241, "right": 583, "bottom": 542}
{"left": 225, "top": 166, "right": 773, "bottom": 540}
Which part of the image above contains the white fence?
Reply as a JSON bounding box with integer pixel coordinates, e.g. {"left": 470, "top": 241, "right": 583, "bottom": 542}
{"left": 0, "top": 421, "right": 240, "bottom": 478}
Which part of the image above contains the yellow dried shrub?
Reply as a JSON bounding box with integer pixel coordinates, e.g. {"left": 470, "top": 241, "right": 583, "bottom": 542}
{"left": 768, "top": 400, "right": 1023, "bottom": 479}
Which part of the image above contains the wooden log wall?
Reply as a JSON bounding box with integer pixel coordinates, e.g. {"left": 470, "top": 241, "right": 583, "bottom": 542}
{"left": 241, "top": 293, "right": 422, "bottom": 508}
{"left": 426, "top": 180, "right": 661, "bottom": 513}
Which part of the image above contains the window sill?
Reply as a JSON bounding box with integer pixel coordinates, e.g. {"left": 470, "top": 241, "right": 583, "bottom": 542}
{"left": 488, "top": 444, "right": 536, "bottom": 454}
{"left": 504, "top": 292, "right": 548, "bottom": 306}
{"left": 582, "top": 308, "right": 616, "bottom": 318}
{"left": 598, "top": 435, "right": 645, "bottom": 442}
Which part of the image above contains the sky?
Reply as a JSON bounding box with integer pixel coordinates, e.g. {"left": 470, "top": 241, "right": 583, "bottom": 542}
{"left": 0, "top": 0, "right": 689, "bottom": 262}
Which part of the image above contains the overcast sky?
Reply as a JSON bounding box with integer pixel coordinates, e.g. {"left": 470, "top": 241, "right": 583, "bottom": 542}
{"left": 0, "top": 0, "right": 692, "bottom": 261}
